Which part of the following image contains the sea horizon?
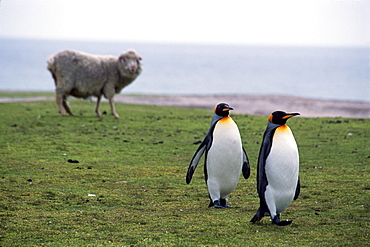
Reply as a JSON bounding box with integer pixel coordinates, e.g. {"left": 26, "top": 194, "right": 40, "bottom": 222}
{"left": 1, "top": 37, "right": 369, "bottom": 103}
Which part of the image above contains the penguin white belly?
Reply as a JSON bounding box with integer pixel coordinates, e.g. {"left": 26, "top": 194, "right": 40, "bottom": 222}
{"left": 265, "top": 125, "right": 299, "bottom": 215}
{"left": 206, "top": 117, "right": 243, "bottom": 200}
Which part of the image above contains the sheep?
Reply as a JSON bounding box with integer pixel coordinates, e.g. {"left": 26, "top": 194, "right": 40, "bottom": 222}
{"left": 47, "top": 49, "right": 142, "bottom": 118}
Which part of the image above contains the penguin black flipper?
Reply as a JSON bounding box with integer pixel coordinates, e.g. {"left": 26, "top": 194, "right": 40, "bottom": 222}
{"left": 294, "top": 177, "right": 300, "bottom": 200}
{"left": 242, "top": 147, "right": 250, "bottom": 179}
{"left": 186, "top": 140, "right": 208, "bottom": 184}
{"left": 186, "top": 119, "right": 219, "bottom": 184}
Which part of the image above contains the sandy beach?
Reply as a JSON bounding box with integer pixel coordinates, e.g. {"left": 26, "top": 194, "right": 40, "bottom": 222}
{"left": 114, "top": 95, "right": 370, "bottom": 118}
{"left": 1, "top": 94, "right": 369, "bottom": 118}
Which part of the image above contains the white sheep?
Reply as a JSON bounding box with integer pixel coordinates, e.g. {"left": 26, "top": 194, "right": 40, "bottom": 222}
{"left": 47, "top": 49, "right": 142, "bottom": 118}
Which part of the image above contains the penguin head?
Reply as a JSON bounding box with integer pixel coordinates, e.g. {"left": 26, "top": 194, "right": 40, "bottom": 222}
{"left": 214, "top": 103, "right": 234, "bottom": 117}
{"left": 268, "top": 111, "right": 300, "bottom": 125}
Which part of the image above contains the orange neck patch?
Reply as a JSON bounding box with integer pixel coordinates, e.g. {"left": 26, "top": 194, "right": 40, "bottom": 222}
{"left": 275, "top": 124, "right": 291, "bottom": 134}
{"left": 219, "top": 116, "right": 231, "bottom": 122}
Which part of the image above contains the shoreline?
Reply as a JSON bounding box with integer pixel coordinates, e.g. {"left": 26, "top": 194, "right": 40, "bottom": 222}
{"left": 1, "top": 94, "right": 369, "bottom": 118}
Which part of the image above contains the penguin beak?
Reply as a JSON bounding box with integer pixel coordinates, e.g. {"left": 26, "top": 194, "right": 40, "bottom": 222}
{"left": 282, "top": 113, "right": 300, "bottom": 119}
{"left": 222, "top": 106, "right": 234, "bottom": 111}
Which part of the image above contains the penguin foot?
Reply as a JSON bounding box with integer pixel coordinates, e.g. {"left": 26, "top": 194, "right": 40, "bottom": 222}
{"left": 272, "top": 215, "right": 293, "bottom": 226}
{"left": 213, "top": 200, "right": 224, "bottom": 208}
{"left": 250, "top": 214, "right": 262, "bottom": 223}
{"left": 275, "top": 220, "right": 293, "bottom": 226}
{"left": 213, "top": 200, "right": 230, "bottom": 208}
{"left": 220, "top": 199, "right": 232, "bottom": 208}
{"left": 250, "top": 207, "right": 268, "bottom": 223}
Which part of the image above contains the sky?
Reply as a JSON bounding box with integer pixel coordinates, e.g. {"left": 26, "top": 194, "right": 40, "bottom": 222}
{"left": 1, "top": 0, "right": 369, "bottom": 46}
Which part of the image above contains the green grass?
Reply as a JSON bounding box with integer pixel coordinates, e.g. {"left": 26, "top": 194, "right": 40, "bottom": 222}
{"left": 0, "top": 97, "right": 369, "bottom": 246}
{"left": 0, "top": 91, "right": 55, "bottom": 98}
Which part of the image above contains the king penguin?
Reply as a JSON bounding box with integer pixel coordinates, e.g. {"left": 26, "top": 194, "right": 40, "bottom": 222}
{"left": 186, "top": 103, "right": 250, "bottom": 208}
{"left": 250, "top": 111, "right": 300, "bottom": 226}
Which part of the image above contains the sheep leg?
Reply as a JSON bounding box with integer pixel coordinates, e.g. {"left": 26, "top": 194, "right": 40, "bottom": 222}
{"left": 56, "top": 94, "right": 66, "bottom": 116}
{"left": 109, "top": 97, "right": 119, "bottom": 119}
{"left": 62, "top": 96, "right": 73, "bottom": 116}
{"left": 95, "top": 96, "right": 102, "bottom": 117}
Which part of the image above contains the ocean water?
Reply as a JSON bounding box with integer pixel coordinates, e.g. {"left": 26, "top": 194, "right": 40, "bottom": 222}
{"left": 0, "top": 38, "right": 368, "bottom": 102}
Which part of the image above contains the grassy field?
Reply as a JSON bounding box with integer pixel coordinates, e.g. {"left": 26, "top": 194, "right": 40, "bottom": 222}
{"left": 0, "top": 91, "right": 55, "bottom": 98}
{"left": 0, "top": 96, "right": 369, "bottom": 246}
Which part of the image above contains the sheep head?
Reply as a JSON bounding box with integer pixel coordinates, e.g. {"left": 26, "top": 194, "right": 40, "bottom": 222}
{"left": 118, "top": 50, "right": 143, "bottom": 77}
